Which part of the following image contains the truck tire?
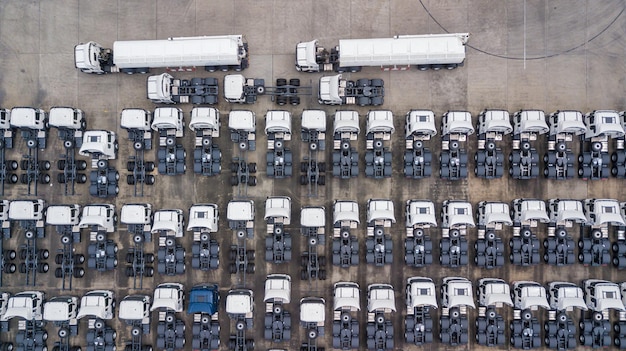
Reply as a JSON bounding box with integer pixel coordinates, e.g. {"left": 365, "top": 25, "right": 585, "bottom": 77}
{"left": 289, "top": 78, "right": 300, "bottom": 86}
{"left": 276, "top": 78, "right": 287, "bottom": 86}
{"left": 289, "top": 96, "right": 300, "bottom": 106}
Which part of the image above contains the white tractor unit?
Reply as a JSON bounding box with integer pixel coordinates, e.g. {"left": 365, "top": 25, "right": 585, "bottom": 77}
{"left": 318, "top": 74, "right": 384, "bottom": 106}
{"left": 510, "top": 199, "right": 549, "bottom": 266}
{"left": 545, "top": 110, "right": 585, "bottom": 179}
{"left": 403, "top": 110, "right": 436, "bottom": 178}
{"left": 404, "top": 200, "right": 436, "bottom": 267}
{"left": 263, "top": 274, "right": 292, "bottom": 342}
{"left": 147, "top": 73, "right": 218, "bottom": 105}
{"left": 365, "top": 199, "right": 394, "bottom": 266}
{"left": 332, "top": 282, "right": 360, "bottom": 349}
{"left": 188, "top": 204, "right": 220, "bottom": 271}
{"left": 404, "top": 277, "right": 437, "bottom": 345}
{"left": 264, "top": 197, "right": 292, "bottom": 264}
{"left": 475, "top": 109, "right": 511, "bottom": 179}
{"left": 440, "top": 277, "right": 475, "bottom": 345}
{"left": 332, "top": 200, "right": 359, "bottom": 268}
{"left": 152, "top": 209, "right": 185, "bottom": 276}
{"left": 475, "top": 201, "right": 511, "bottom": 269}
{"left": 332, "top": 111, "right": 359, "bottom": 179}
{"left": 440, "top": 200, "right": 474, "bottom": 267}
{"left": 475, "top": 278, "right": 511, "bottom": 346}
{"left": 190, "top": 107, "right": 221, "bottom": 177}
{"left": 366, "top": 284, "right": 395, "bottom": 350}
{"left": 510, "top": 110, "right": 548, "bottom": 179}
{"left": 152, "top": 107, "right": 186, "bottom": 176}
{"left": 265, "top": 111, "right": 293, "bottom": 178}
{"left": 365, "top": 110, "right": 393, "bottom": 178}
{"left": 440, "top": 111, "right": 474, "bottom": 179}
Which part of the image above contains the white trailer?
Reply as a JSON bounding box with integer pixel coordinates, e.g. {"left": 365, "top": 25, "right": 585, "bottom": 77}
{"left": 75, "top": 35, "right": 248, "bottom": 74}
{"left": 296, "top": 33, "right": 470, "bottom": 72}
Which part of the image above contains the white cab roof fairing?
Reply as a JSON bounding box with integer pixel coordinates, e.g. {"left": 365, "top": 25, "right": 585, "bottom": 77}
{"left": 147, "top": 73, "right": 171, "bottom": 101}
{"left": 301, "top": 207, "right": 325, "bottom": 228}
{"left": 367, "top": 199, "right": 395, "bottom": 223}
{"left": 549, "top": 110, "right": 586, "bottom": 136}
{"left": 586, "top": 199, "right": 625, "bottom": 226}
{"left": 151, "top": 107, "right": 183, "bottom": 131}
{"left": 228, "top": 110, "right": 256, "bottom": 132}
{"left": 78, "top": 205, "right": 114, "bottom": 231}
{"left": 333, "top": 282, "right": 360, "bottom": 311}
{"left": 516, "top": 283, "right": 550, "bottom": 310}
{"left": 366, "top": 110, "right": 395, "bottom": 134}
{"left": 265, "top": 111, "right": 292, "bottom": 134}
{"left": 443, "top": 111, "right": 475, "bottom": 135}
{"left": 515, "top": 110, "right": 549, "bottom": 134}
{"left": 264, "top": 275, "right": 291, "bottom": 304}
{"left": 264, "top": 197, "right": 291, "bottom": 221}
{"left": 516, "top": 199, "right": 550, "bottom": 223}
{"left": 549, "top": 283, "right": 587, "bottom": 311}
{"left": 551, "top": 200, "right": 586, "bottom": 224}
{"left": 151, "top": 210, "right": 182, "bottom": 234}
{"left": 296, "top": 40, "right": 319, "bottom": 68}
{"left": 187, "top": 204, "right": 218, "bottom": 232}
{"left": 8, "top": 200, "right": 44, "bottom": 221}
{"left": 585, "top": 110, "right": 625, "bottom": 139}
{"left": 227, "top": 200, "right": 254, "bottom": 221}
{"left": 479, "top": 279, "right": 513, "bottom": 307}
{"left": 445, "top": 201, "right": 476, "bottom": 228}
{"left": 226, "top": 290, "right": 254, "bottom": 315}
{"left": 300, "top": 298, "right": 325, "bottom": 323}
{"left": 121, "top": 108, "right": 152, "bottom": 130}
{"left": 118, "top": 296, "right": 150, "bottom": 320}
{"left": 479, "top": 202, "right": 512, "bottom": 227}
{"left": 367, "top": 284, "right": 396, "bottom": 312}
{"left": 79, "top": 131, "right": 116, "bottom": 157}
{"left": 585, "top": 281, "right": 625, "bottom": 312}
{"left": 10, "top": 107, "right": 42, "bottom": 129}
{"left": 445, "top": 279, "right": 476, "bottom": 309}
{"left": 224, "top": 74, "right": 245, "bottom": 100}
{"left": 319, "top": 75, "right": 341, "bottom": 103}
{"left": 77, "top": 291, "right": 114, "bottom": 320}
{"left": 4, "top": 292, "right": 43, "bottom": 320}
{"left": 189, "top": 107, "right": 220, "bottom": 132}
{"left": 45, "top": 205, "right": 79, "bottom": 226}
{"left": 43, "top": 297, "right": 77, "bottom": 321}
{"left": 49, "top": 107, "right": 81, "bottom": 128}
{"left": 406, "top": 110, "right": 437, "bottom": 138}
{"left": 151, "top": 283, "right": 184, "bottom": 312}
{"left": 407, "top": 277, "right": 438, "bottom": 309}
{"left": 406, "top": 200, "right": 437, "bottom": 227}
{"left": 333, "top": 201, "right": 360, "bottom": 224}
{"left": 120, "top": 204, "right": 152, "bottom": 225}
{"left": 333, "top": 110, "right": 360, "bottom": 134}
{"left": 301, "top": 110, "right": 326, "bottom": 131}
{"left": 480, "top": 110, "right": 512, "bottom": 135}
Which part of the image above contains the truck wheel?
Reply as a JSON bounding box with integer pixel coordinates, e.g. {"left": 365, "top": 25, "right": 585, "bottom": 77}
{"left": 290, "top": 96, "right": 300, "bottom": 106}
{"left": 276, "top": 78, "right": 287, "bottom": 86}
{"left": 8, "top": 174, "right": 17, "bottom": 184}
{"left": 289, "top": 78, "right": 300, "bottom": 86}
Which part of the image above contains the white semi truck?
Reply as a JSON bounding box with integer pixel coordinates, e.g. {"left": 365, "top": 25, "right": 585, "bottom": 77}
{"left": 296, "top": 33, "right": 470, "bottom": 72}
{"left": 75, "top": 35, "right": 248, "bottom": 74}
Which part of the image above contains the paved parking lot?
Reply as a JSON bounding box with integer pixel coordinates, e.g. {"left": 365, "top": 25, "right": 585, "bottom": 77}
{"left": 1, "top": 0, "right": 626, "bottom": 350}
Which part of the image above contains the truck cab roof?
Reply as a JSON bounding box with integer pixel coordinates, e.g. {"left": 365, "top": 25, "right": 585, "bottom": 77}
{"left": 44, "top": 296, "right": 78, "bottom": 321}
{"left": 300, "top": 297, "right": 325, "bottom": 323}
{"left": 367, "top": 284, "right": 396, "bottom": 313}
{"left": 333, "top": 200, "right": 359, "bottom": 225}
{"left": 226, "top": 289, "right": 254, "bottom": 315}
{"left": 296, "top": 40, "right": 319, "bottom": 70}
{"left": 406, "top": 277, "right": 437, "bottom": 309}
{"left": 151, "top": 209, "right": 184, "bottom": 237}
{"left": 442, "top": 200, "right": 475, "bottom": 228}
{"left": 151, "top": 283, "right": 184, "bottom": 312}
{"left": 300, "top": 207, "right": 325, "bottom": 228}
{"left": 8, "top": 199, "right": 45, "bottom": 221}
{"left": 405, "top": 110, "right": 437, "bottom": 138}
{"left": 366, "top": 199, "right": 395, "bottom": 224}
{"left": 187, "top": 204, "right": 219, "bottom": 232}
{"left": 333, "top": 110, "right": 360, "bottom": 134}
{"left": 477, "top": 201, "right": 512, "bottom": 227}
{"left": 227, "top": 200, "right": 254, "bottom": 221}
{"left": 301, "top": 110, "right": 326, "bottom": 131}
{"left": 478, "top": 109, "right": 512, "bottom": 135}
{"left": 264, "top": 274, "right": 292, "bottom": 304}
{"left": 264, "top": 197, "right": 291, "bottom": 223}
{"left": 584, "top": 199, "right": 625, "bottom": 227}
{"left": 548, "top": 110, "right": 586, "bottom": 136}
{"left": 512, "top": 281, "right": 550, "bottom": 310}
{"left": 333, "top": 282, "right": 360, "bottom": 312}
{"left": 4, "top": 291, "right": 44, "bottom": 321}
{"left": 118, "top": 295, "right": 151, "bottom": 320}
{"left": 512, "top": 199, "right": 550, "bottom": 224}
{"left": 78, "top": 204, "right": 115, "bottom": 232}
{"left": 189, "top": 107, "right": 220, "bottom": 132}
{"left": 405, "top": 200, "right": 437, "bottom": 228}
{"left": 547, "top": 199, "right": 586, "bottom": 224}
{"left": 10, "top": 107, "right": 47, "bottom": 130}
{"left": 477, "top": 278, "right": 512, "bottom": 308}
{"left": 76, "top": 290, "right": 115, "bottom": 320}
{"left": 120, "top": 204, "right": 152, "bottom": 225}
{"left": 188, "top": 285, "right": 219, "bottom": 315}
{"left": 442, "top": 277, "right": 475, "bottom": 309}
{"left": 319, "top": 75, "right": 342, "bottom": 104}
{"left": 228, "top": 110, "right": 255, "bottom": 131}
{"left": 584, "top": 110, "right": 625, "bottom": 139}
{"left": 583, "top": 279, "right": 625, "bottom": 312}
{"left": 366, "top": 110, "right": 394, "bottom": 135}
{"left": 49, "top": 107, "right": 84, "bottom": 130}
{"left": 265, "top": 111, "right": 292, "bottom": 135}
{"left": 121, "top": 108, "right": 152, "bottom": 131}
{"left": 223, "top": 74, "right": 246, "bottom": 100}
{"left": 442, "top": 111, "right": 474, "bottom": 136}
{"left": 79, "top": 130, "right": 117, "bottom": 158}
{"left": 513, "top": 110, "right": 549, "bottom": 135}
{"left": 46, "top": 204, "right": 80, "bottom": 226}
{"left": 152, "top": 107, "right": 184, "bottom": 132}
{"left": 547, "top": 282, "right": 587, "bottom": 311}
